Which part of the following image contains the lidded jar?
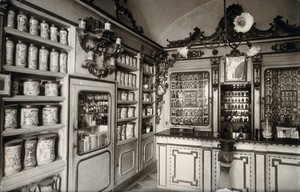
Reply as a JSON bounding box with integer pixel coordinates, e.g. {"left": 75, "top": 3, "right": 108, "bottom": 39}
{"left": 261, "top": 115, "right": 273, "bottom": 139}
{"left": 50, "top": 49, "right": 59, "bottom": 72}
{"left": 4, "top": 139, "right": 23, "bottom": 176}
{"left": 39, "top": 46, "right": 49, "bottom": 71}
{"left": 21, "top": 105, "right": 39, "bottom": 127}
{"left": 4, "top": 105, "right": 18, "bottom": 129}
{"left": 7, "top": 9, "right": 16, "bottom": 28}
{"left": 5, "top": 37, "right": 14, "bottom": 65}
{"left": 50, "top": 24, "right": 58, "bottom": 42}
{"left": 44, "top": 80, "right": 58, "bottom": 96}
{"left": 36, "top": 133, "right": 57, "bottom": 165}
{"left": 42, "top": 104, "right": 59, "bottom": 125}
{"left": 59, "top": 28, "right": 68, "bottom": 45}
{"left": 23, "top": 79, "right": 40, "bottom": 96}
{"left": 15, "top": 40, "right": 27, "bottom": 67}
{"left": 23, "top": 136, "right": 37, "bottom": 168}
{"left": 28, "top": 43, "right": 38, "bottom": 69}
{"left": 29, "top": 16, "right": 39, "bottom": 36}
{"left": 17, "top": 11, "right": 28, "bottom": 32}
{"left": 40, "top": 20, "right": 49, "bottom": 39}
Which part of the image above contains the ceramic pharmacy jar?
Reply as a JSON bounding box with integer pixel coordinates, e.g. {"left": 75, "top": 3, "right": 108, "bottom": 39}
{"left": 23, "top": 79, "right": 40, "bottom": 96}
{"left": 29, "top": 16, "right": 39, "bottom": 36}
{"left": 7, "top": 9, "right": 15, "bottom": 28}
{"left": 5, "top": 37, "right": 14, "bottom": 65}
{"left": 59, "top": 51, "right": 67, "bottom": 73}
{"left": 36, "top": 133, "right": 56, "bottom": 165}
{"left": 4, "top": 105, "right": 18, "bottom": 129}
{"left": 21, "top": 105, "right": 39, "bottom": 127}
{"left": 44, "top": 80, "right": 58, "bottom": 96}
{"left": 42, "top": 105, "right": 59, "bottom": 125}
{"left": 24, "top": 136, "right": 37, "bottom": 168}
{"left": 17, "top": 11, "right": 28, "bottom": 32}
{"left": 28, "top": 44, "right": 38, "bottom": 69}
{"left": 15, "top": 40, "right": 27, "bottom": 67}
{"left": 50, "top": 24, "right": 58, "bottom": 42}
{"left": 50, "top": 49, "right": 59, "bottom": 72}
{"left": 59, "top": 28, "right": 68, "bottom": 45}
{"left": 4, "top": 139, "right": 23, "bottom": 176}
{"left": 40, "top": 20, "right": 49, "bottom": 39}
{"left": 39, "top": 46, "right": 49, "bottom": 71}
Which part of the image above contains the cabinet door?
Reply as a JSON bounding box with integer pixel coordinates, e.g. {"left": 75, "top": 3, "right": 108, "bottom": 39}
{"left": 267, "top": 153, "right": 300, "bottom": 192}
{"left": 115, "top": 141, "right": 138, "bottom": 185}
{"left": 141, "top": 136, "right": 155, "bottom": 169}
{"left": 166, "top": 145, "right": 202, "bottom": 191}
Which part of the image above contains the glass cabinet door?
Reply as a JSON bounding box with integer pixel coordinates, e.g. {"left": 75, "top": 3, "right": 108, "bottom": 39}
{"left": 77, "top": 91, "right": 110, "bottom": 155}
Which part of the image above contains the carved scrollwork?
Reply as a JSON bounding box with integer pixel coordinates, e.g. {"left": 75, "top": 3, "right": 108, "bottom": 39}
{"left": 167, "top": 4, "right": 300, "bottom": 48}
{"left": 271, "top": 41, "right": 300, "bottom": 53}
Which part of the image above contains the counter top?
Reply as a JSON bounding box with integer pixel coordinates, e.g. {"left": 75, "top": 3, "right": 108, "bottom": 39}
{"left": 155, "top": 129, "right": 300, "bottom": 146}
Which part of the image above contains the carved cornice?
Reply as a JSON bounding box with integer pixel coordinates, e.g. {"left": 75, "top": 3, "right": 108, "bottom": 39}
{"left": 167, "top": 4, "right": 300, "bottom": 48}
{"left": 271, "top": 41, "right": 300, "bottom": 53}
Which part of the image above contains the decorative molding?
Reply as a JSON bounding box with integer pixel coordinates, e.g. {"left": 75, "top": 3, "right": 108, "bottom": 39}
{"left": 252, "top": 54, "right": 263, "bottom": 89}
{"left": 233, "top": 155, "right": 250, "bottom": 190}
{"left": 210, "top": 58, "right": 221, "bottom": 88}
{"left": 119, "top": 149, "right": 136, "bottom": 176}
{"left": 167, "top": 4, "right": 300, "bottom": 48}
{"left": 271, "top": 41, "right": 300, "bottom": 53}
{"left": 112, "top": 0, "right": 144, "bottom": 34}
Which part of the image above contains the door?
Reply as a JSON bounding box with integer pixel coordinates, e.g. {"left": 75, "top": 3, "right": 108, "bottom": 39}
{"left": 68, "top": 77, "right": 115, "bottom": 191}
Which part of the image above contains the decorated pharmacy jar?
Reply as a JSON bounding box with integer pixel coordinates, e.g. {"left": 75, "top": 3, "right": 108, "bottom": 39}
{"left": 50, "top": 24, "right": 58, "bottom": 42}
{"left": 44, "top": 81, "right": 58, "bottom": 96}
{"left": 24, "top": 136, "right": 37, "bottom": 168}
{"left": 17, "top": 11, "right": 28, "bottom": 32}
{"left": 59, "top": 28, "right": 68, "bottom": 45}
{"left": 42, "top": 105, "right": 59, "bottom": 125}
{"left": 4, "top": 139, "right": 23, "bottom": 176}
{"left": 50, "top": 49, "right": 59, "bottom": 72}
{"left": 21, "top": 105, "right": 39, "bottom": 127}
{"left": 29, "top": 16, "right": 39, "bottom": 36}
{"left": 40, "top": 20, "right": 49, "bottom": 39}
{"left": 36, "top": 134, "right": 56, "bottom": 165}
{"left": 5, "top": 37, "right": 14, "bottom": 65}
{"left": 28, "top": 44, "right": 38, "bottom": 69}
{"left": 39, "top": 46, "right": 49, "bottom": 71}
{"left": 7, "top": 9, "right": 15, "bottom": 28}
{"left": 23, "top": 79, "right": 40, "bottom": 96}
{"left": 4, "top": 105, "right": 18, "bottom": 129}
{"left": 59, "top": 51, "right": 67, "bottom": 73}
{"left": 16, "top": 40, "right": 27, "bottom": 67}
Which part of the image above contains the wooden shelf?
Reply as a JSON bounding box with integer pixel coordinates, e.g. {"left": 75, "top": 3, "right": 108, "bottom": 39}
{"left": 117, "top": 100, "right": 138, "bottom": 105}
{"left": 3, "top": 65, "right": 66, "bottom": 78}
{"left": 142, "top": 115, "right": 154, "bottom": 119}
{"left": 143, "top": 88, "right": 155, "bottom": 93}
{"left": 116, "top": 62, "right": 138, "bottom": 72}
{"left": 3, "top": 95, "right": 65, "bottom": 102}
{"left": 2, "top": 124, "right": 64, "bottom": 137}
{"left": 5, "top": 27, "right": 73, "bottom": 51}
{"left": 142, "top": 101, "right": 154, "bottom": 105}
{"left": 117, "top": 85, "right": 138, "bottom": 91}
{"left": 1, "top": 159, "right": 65, "bottom": 192}
{"left": 117, "top": 137, "right": 138, "bottom": 146}
{"left": 143, "top": 71, "right": 154, "bottom": 76}
{"left": 117, "top": 117, "right": 138, "bottom": 123}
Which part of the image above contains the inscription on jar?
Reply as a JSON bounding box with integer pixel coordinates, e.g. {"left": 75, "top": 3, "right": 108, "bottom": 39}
{"left": 16, "top": 41, "right": 27, "bottom": 67}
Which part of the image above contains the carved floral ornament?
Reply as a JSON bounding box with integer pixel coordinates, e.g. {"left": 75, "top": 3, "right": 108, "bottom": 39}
{"left": 77, "top": 17, "right": 123, "bottom": 78}
{"left": 167, "top": 3, "right": 300, "bottom": 58}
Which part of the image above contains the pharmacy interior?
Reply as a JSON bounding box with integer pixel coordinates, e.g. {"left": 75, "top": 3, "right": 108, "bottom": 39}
{"left": 0, "top": 0, "right": 300, "bottom": 192}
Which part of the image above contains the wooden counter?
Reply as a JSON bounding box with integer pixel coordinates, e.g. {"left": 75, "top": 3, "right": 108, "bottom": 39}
{"left": 156, "top": 129, "right": 300, "bottom": 192}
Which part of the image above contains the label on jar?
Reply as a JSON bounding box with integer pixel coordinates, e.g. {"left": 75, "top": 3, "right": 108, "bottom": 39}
{"left": 50, "top": 49, "right": 59, "bottom": 72}
{"left": 39, "top": 47, "right": 49, "bottom": 71}
{"left": 6, "top": 38, "right": 14, "bottom": 65}
{"left": 29, "top": 17, "right": 39, "bottom": 36}
{"left": 17, "top": 12, "right": 28, "bottom": 32}
{"left": 28, "top": 44, "right": 38, "bottom": 69}
{"left": 16, "top": 41, "right": 27, "bottom": 67}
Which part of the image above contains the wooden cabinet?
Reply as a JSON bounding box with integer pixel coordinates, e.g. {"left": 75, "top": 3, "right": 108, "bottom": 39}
{"left": 0, "top": 0, "right": 73, "bottom": 190}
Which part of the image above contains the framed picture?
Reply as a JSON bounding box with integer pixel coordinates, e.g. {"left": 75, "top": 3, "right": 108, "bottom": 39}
{"left": 225, "top": 56, "right": 247, "bottom": 82}
{"left": 0, "top": 73, "right": 11, "bottom": 96}
{"left": 275, "top": 125, "right": 300, "bottom": 140}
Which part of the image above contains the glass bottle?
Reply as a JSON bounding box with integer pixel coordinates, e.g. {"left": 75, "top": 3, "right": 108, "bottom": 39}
{"left": 261, "top": 116, "right": 273, "bottom": 139}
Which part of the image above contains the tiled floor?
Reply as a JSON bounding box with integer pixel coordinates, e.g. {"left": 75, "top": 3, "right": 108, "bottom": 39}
{"left": 123, "top": 170, "right": 179, "bottom": 192}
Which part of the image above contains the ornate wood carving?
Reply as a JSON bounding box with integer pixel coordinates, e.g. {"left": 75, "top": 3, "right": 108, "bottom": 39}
{"left": 112, "top": 0, "right": 144, "bottom": 34}
{"left": 167, "top": 4, "right": 300, "bottom": 48}
{"left": 252, "top": 54, "right": 263, "bottom": 90}
{"left": 271, "top": 41, "right": 300, "bottom": 53}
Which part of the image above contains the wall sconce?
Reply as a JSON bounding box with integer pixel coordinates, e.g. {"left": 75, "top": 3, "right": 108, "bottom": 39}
{"left": 77, "top": 17, "right": 123, "bottom": 78}
{"left": 210, "top": 58, "right": 220, "bottom": 88}
{"left": 252, "top": 54, "right": 263, "bottom": 89}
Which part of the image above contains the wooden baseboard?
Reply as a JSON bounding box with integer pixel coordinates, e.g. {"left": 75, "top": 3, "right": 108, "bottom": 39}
{"left": 112, "top": 161, "right": 156, "bottom": 192}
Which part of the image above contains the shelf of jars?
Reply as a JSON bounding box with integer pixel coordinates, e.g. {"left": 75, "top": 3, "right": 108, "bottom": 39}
{"left": 3, "top": 96, "right": 65, "bottom": 102}
{"left": 2, "top": 124, "right": 64, "bottom": 137}
{"left": 116, "top": 117, "right": 137, "bottom": 145}
{"left": 116, "top": 61, "right": 138, "bottom": 72}
{"left": 142, "top": 88, "right": 155, "bottom": 92}
{"left": 117, "top": 117, "right": 138, "bottom": 123}
{"left": 142, "top": 101, "right": 154, "bottom": 105}
{"left": 1, "top": 158, "right": 65, "bottom": 192}
{"left": 117, "top": 100, "right": 138, "bottom": 105}
{"left": 142, "top": 115, "right": 154, "bottom": 119}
